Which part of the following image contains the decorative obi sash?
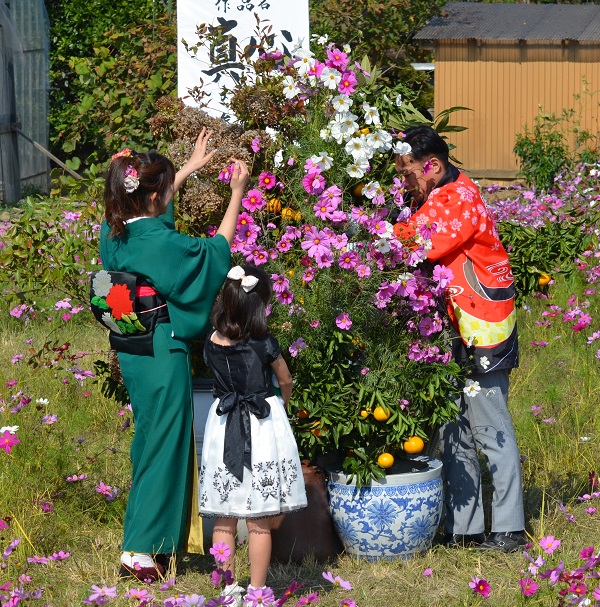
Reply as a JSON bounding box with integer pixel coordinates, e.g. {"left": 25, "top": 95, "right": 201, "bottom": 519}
{"left": 90, "top": 270, "right": 170, "bottom": 356}
{"left": 215, "top": 391, "right": 271, "bottom": 482}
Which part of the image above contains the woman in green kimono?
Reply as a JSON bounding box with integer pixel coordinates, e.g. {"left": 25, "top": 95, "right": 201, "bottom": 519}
{"left": 98, "top": 129, "right": 249, "bottom": 581}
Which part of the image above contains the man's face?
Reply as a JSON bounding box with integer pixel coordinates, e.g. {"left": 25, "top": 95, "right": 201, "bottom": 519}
{"left": 394, "top": 154, "right": 441, "bottom": 205}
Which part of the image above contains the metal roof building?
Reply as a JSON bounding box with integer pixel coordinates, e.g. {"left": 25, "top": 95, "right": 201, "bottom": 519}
{"left": 415, "top": 2, "right": 600, "bottom": 181}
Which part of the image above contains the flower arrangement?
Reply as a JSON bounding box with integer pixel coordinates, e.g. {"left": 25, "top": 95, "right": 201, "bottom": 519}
{"left": 169, "top": 27, "right": 466, "bottom": 485}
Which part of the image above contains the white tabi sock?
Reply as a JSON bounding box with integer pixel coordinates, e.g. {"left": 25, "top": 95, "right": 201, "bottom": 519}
{"left": 120, "top": 551, "right": 155, "bottom": 568}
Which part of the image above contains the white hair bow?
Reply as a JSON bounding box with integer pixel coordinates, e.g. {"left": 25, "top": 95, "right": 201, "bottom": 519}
{"left": 227, "top": 266, "right": 259, "bottom": 293}
{"left": 392, "top": 141, "right": 412, "bottom": 156}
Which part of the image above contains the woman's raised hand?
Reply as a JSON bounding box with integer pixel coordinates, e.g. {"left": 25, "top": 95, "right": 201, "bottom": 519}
{"left": 187, "top": 128, "right": 217, "bottom": 172}
{"left": 229, "top": 159, "right": 249, "bottom": 193}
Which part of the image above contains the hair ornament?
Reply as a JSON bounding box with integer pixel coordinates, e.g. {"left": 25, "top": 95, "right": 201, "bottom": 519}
{"left": 227, "top": 266, "right": 259, "bottom": 293}
{"left": 111, "top": 148, "right": 133, "bottom": 161}
{"left": 123, "top": 165, "right": 140, "bottom": 194}
{"left": 392, "top": 141, "right": 412, "bottom": 156}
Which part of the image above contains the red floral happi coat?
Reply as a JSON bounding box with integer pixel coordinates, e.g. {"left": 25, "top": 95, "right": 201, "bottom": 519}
{"left": 394, "top": 170, "right": 518, "bottom": 373}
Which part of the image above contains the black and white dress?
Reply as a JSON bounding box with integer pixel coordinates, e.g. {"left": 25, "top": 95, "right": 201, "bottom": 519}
{"left": 198, "top": 333, "right": 307, "bottom": 519}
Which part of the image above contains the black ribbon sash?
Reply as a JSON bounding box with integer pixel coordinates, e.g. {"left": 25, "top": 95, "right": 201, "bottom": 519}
{"left": 216, "top": 392, "right": 271, "bottom": 482}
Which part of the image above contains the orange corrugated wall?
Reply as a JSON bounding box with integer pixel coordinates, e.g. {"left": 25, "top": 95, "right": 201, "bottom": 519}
{"left": 433, "top": 40, "right": 600, "bottom": 180}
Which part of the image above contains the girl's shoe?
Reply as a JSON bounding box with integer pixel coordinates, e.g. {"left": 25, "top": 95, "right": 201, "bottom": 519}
{"left": 220, "top": 582, "right": 245, "bottom": 607}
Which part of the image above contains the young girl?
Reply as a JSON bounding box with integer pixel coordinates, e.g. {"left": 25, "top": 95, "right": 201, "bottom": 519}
{"left": 98, "top": 129, "right": 249, "bottom": 581}
{"left": 199, "top": 265, "right": 307, "bottom": 606}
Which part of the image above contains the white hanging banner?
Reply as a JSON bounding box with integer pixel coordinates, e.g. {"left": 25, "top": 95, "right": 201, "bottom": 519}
{"left": 177, "top": 0, "right": 310, "bottom": 120}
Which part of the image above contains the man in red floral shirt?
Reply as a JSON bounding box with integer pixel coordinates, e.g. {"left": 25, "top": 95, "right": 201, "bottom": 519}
{"left": 393, "top": 126, "right": 526, "bottom": 552}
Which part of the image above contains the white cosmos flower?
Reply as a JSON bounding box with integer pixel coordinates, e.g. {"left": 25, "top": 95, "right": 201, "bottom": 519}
{"left": 343, "top": 44, "right": 351, "bottom": 53}
{"left": 396, "top": 93, "right": 403, "bottom": 107}
{"left": 362, "top": 102, "right": 381, "bottom": 126}
{"left": 479, "top": 356, "right": 490, "bottom": 370}
{"left": 346, "top": 159, "right": 370, "bottom": 178}
{"left": 320, "top": 127, "right": 332, "bottom": 142}
{"left": 310, "top": 152, "right": 334, "bottom": 171}
{"left": 463, "top": 379, "right": 481, "bottom": 396}
{"left": 368, "top": 130, "right": 393, "bottom": 152}
{"left": 320, "top": 67, "right": 342, "bottom": 90}
{"left": 36, "top": 398, "right": 49, "bottom": 406}
{"left": 331, "top": 94, "right": 353, "bottom": 112}
{"left": 362, "top": 181, "right": 381, "bottom": 199}
{"left": 336, "top": 112, "right": 359, "bottom": 139}
{"left": 345, "top": 136, "right": 370, "bottom": 162}
{"left": 392, "top": 141, "right": 412, "bottom": 155}
{"left": 282, "top": 76, "right": 301, "bottom": 99}
{"left": 329, "top": 121, "right": 345, "bottom": 145}
{"left": 273, "top": 149, "right": 284, "bottom": 168}
{"left": 0, "top": 425, "right": 19, "bottom": 434}
{"left": 295, "top": 54, "right": 315, "bottom": 76}
{"left": 373, "top": 237, "right": 391, "bottom": 254}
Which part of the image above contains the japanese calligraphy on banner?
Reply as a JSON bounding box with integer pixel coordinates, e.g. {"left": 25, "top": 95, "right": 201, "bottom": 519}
{"left": 177, "top": 0, "right": 309, "bottom": 120}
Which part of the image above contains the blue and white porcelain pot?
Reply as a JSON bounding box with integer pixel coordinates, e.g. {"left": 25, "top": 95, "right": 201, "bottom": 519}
{"left": 326, "top": 456, "right": 443, "bottom": 561}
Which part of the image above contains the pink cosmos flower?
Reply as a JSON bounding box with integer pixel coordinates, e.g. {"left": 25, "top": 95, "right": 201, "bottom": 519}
{"left": 302, "top": 170, "right": 326, "bottom": 196}
{"left": 320, "top": 185, "right": 342, "bottom": 206}
{"left": 27, "top": 555, "right": 49, "bottom": 564}
{"left": 251, "top": 137, "right": 261, "bottom": 153}
{"left": 218, "top": 164, "right": 233, "bottom": 184}
{"left": 277, "top": 239, "right": 293, "bottom": 253}
{"left": 209, "top": 542, "right": 231, "bottom": 564}
{"left": 246, "top": 586, "right": 276, "bottom": 606}
{"left": 296, "top": 592, "right": 320, "bottom": 606}
{"left": 356, "top": 264, "right": 371, "bottom": 279}
{"left": 338, "top": 252, "right": 359, "bottom": 270}
{"left": 276, "top": 289, "right": 294, "bottom": 305}
{"left": 432, "top": 265, "right": 454, "bottom": 289}
{"left": 95, "top": 481, "right": 113, "bottom": 496}
{"left": 242, "top": 189, "right": 265, "bottom": 212}
{"left": 330, "top": 233, "right": 348, "bottom": 250}
{"left": 289, "top": 338, "right": 307, "bottom": 358}
{"left": 422, "top": 567, "right": 433, "bottom": 577}
{"left": 335, "top": 313, "right": 352, "bottom": 330}
{"left": 322, "top": 571, "right": 352, "bottom": 590}
{"left": 303, "top": 269, "right": 316, "bottom": 283}
{"left": 0, "top": 430, "right": 20, "bottom": 453}
{"left": 468, "top": 577, "right": 490, "bottom": 599}
{"left": 316, "top": 252, "right": 334, "bottom": 269}
{"left": 540, "top": 535, "right": 561, "bottom": 554}
{"left": 338, "top": 70, "right": 357, "bottom": 95}
{"left": 326, "top": 47, "right": 348, "bottom": 71}
{"left": 237, "top": 212, "right": 255, "bottom": 228}
{"left": 301, "top": 227, "right": 331, "bottom": 259}
{"left": 258, "top": 171, "right": 277, "bottom": 190}
{"left": 518, "top": 578, "right": 539, "bottom": 597}
{"left": 271, "top": 273, "right": 290, "bottom": 294}
{"left": 313, "top": 200, "right": 335, "bottom": 220}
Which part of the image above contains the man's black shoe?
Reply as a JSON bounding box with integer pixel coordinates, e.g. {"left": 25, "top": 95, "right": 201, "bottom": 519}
{"left": 444, "top": 533, "right": 485, "bottom": 548}
{"left": 479, "top": 531, "right": 528, "bottom": 553}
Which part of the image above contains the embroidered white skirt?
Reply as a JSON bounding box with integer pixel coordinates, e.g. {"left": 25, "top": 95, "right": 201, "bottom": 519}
{"left": 198, "top": 395, "right": 307, "bottom": 519}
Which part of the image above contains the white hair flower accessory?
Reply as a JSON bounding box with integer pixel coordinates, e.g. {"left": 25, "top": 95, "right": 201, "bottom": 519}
{"left": 123, "top": 165, "right": 140, "bottom": 194}
{"left": 392, "top": 141, "right": 412, "bottom": 156}
{"left": 227, "top": 266, "right": 259, "bottom": 293}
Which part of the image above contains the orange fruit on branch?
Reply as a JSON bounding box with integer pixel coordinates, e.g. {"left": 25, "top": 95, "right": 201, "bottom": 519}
{"left": 403, "top": 436, "right": 425, "bottom": 454}
{"left": 373, "top": 406, "right": 391, "bottom": 422}
{"left": 377, "top": 452, "right": 394, "bottom": 469}
{"left": 297, "top": 409, "right": 309, "bottom": 419}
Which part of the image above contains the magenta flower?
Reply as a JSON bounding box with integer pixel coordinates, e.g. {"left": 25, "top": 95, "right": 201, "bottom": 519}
{"left": 335, "top": 313, "right": 352, "bottom": 330}
{"left": 468, "top": 576, "right": 490, "bottom": 599}
{"left": 49, "top": 550, "right": 70, "bottom": 561}
{"left": 540, "top": 535, "right": 561, "bottom": 554}
{"left": 338, "top": 251, "right": 359, "bottom": 270}
{"left": 432, "top": 264, "right": 454, "bottom": 289}
{"left": 245, "top": 586, "right": 276, "bottom": 606}
{"left": 356, "top": 264, "right": 371, "bottom": 279}
{"left": 125, "top": 588, "right": 153, "bottom": 601}
{"left": 209, "top": 542, "right": 231, "bottom": 564}
{"left": 295, "top": 592, "right": 320, "bottom": 606}
{"left": 322, "top": 571, "right": 352, "bottom": 590}
{"left": 0, "top": 430, "right": 20, "bottom": 454}
{"left": 95, "top": 481, "right": 113, "bottom": 496}
{"left": 251, "top": 137, "right": 261, "bottom": 153}
{"left": 302, "top": 170, "right": 326, "bottom": 195}
{"left": 313, "top": 200, "right": 335, "bottom": 220}
{"left": 326, "top": 47, "right": 348, "bottom": 71}
{"left": 258, "top": 171, "right": 277, "bottom": 191}
{"left": 289, "top": 338, "right": 308, "bottom": 358}
{"left": 85, "top": 585, "right": 118, "bottom": 603}
{"left": 218, "top": 165, "right": 233, "bottom": 184}
{"left": 242, "top": 189, "right": 266, "bottom": 212}
{"left": 27, "top": 555, "right": 49, "bottom": 564}
{"left": 301, "top": 227, "right": 331, "bottom": 259}
{"left": 340, "top": 601, "right": 356, "bottom": 607}
{"left": 422, "top": 567, "right": 433, "bottom": 577}
{"left": 210, "top": 567, "right": 233, "bottom": 588}
{"left": 338, "top": 70, "right": 357, "bottom": 95}
{"left": 276, "top": 289, "right": 294, "bottom": 305}
{"left": 518, "top": 578, "right": 539, "bottom": 597}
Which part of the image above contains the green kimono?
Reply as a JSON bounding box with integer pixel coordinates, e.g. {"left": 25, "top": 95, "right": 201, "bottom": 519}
{"left": 99, "top": 202, "right": 230, "bottom": 554}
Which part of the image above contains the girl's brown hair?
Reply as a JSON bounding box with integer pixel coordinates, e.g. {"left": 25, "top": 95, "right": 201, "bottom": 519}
{"left": 104, "top": 151, "right": 176, "bottom": 237}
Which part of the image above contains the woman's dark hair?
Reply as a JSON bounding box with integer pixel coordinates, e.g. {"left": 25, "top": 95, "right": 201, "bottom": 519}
{"left": 403, "top": 126, "right": 449, "bottom": 168}
{"left": 104, "top": 151, "right": 176, "bottom": 237}
{"left": 211, "top": 266, "right": 272, "bottom": 341}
